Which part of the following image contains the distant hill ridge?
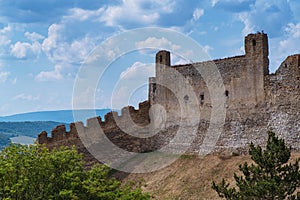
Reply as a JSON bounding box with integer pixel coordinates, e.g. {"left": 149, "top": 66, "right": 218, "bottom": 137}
{"left": 0, "top": 121, "right": 67, "bottom": 149}
{"left": 0, "top": 109, "right": 112, "bottom": 124}
{"left": 0, "top": 109, "right": 112, "bottom": 149}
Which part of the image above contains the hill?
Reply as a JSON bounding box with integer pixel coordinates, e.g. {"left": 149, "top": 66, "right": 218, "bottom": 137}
{"left": 123, "top": 153, "right": 300, "bottom": 200}
{"left": 0, "top": 109, "right": 111, "bottom": 123}
{"left": 0, "top": 121, "right": 66, "bottom": 137}
{"left": 0, "top": 109, "right": 112, "bottom": 149}
{"left": 0, "top": 121, "right": 66, "bottom": 149}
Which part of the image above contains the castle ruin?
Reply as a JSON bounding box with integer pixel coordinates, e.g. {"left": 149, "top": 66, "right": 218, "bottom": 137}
{"left": 38, "top": 32, "right": 300, "bottom": 160}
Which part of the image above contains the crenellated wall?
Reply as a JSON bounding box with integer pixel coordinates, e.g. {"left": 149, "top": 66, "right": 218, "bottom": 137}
{"left": 38, "top": 33, "right": 300, "bottom": 161}
{"left": 37, "top": 101, "right": 152, "bottom": 154}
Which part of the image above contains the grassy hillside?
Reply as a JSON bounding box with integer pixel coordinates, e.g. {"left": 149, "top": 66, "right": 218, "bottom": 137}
{"left": 123, "top": 153, "right": 300, "bottom": 200}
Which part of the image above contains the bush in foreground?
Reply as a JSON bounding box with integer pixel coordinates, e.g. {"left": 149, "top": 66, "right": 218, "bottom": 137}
{"left": 0, "top": 144, "right": 149, "bottom": 200}
{"left": 212, "top": 131, "right": 300, "bottom": 199}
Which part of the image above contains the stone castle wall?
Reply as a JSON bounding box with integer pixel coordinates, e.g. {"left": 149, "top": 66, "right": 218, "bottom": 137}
{"left": 38, "top": 33, "right": 300, "bottom": 160}
{"left": 37, "top": 101, "right": 155, "bottom": 167}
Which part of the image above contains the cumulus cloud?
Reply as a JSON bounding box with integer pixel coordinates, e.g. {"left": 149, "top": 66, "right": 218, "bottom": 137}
{"left": 42, "top": 23, "right": 96, "bottom": 64}
{"left": 211, "top": 0, "right": 219, "bottom": 7}
{"left": 0, "top": 71, "right": 10, "bottom": 83}
{"left": 37, "top": 22, "right": 96, "bottom": 81}
{"left": 35, "top": 65, "right": 63, "bottom": 81}
{"left": 269, "top": 22, "right": 300, "bottom": 69}
{"left": 100, "top": 0, "right": 176, "bottom": 27}
{"left": 202, "top": 45, "right": 213, "bottom": 54}
{"left": 135, "top": 37, "right": 180, "bottom": 51}
{"left": 120, "top": 62, "right": 154, "bottom": 80}
{"left": 238, "top": 13, "right": 255, "bottom": 35}
{"left": 193, "top": 8, "right": 204, "bottom": 21}
{"left": 0, "top": 0, "right": 104, "bottom": 23}
{"left": 0, "top": 25, "right": 12, "bottom": 47}
{"left": 25, "top": 32, "right": 45, "bottom": 41}
{"left": 0, "top": 25, "right": 11, "bottom": 34}
{"left": 42, "top": 23, "right": 64, "bottom": 56}
{"left": 173, "top": 57, "right": 190, "bottom": 65}
{"left": 10, "top": 41, "right": 41, "bottom": 59}
{"left": 65, "top": 7, "right": 105, "bottom": 21}
{"left": 237, "top": 0, "right": 292, "bottom": 37}
{"left": 111, "top": 61, "right": 154, "bottom": 108}
{"left": 285, "top": 22, "right": 300, "bottom": 38}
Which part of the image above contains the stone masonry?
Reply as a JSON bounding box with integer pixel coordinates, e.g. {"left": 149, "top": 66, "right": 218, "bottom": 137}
{"left": 37, "top": 32, "right": 300, "bottom": 161}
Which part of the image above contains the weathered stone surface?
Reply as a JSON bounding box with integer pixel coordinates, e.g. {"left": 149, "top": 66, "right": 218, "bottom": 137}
{"left": 37, "top": 32, "right": 300, "bottom": 165}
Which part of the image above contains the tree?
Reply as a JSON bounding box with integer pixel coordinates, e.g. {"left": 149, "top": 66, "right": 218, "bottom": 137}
{"left": 0, "top": 144, "right": 150, "bottom": 200}
{"left": 212, "top": 131, "right": 300, "bottom": 200}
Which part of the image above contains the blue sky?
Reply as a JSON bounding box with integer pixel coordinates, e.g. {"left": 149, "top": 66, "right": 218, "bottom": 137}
{"left": 0, "top": 0, "right": 299, "bottom": 116}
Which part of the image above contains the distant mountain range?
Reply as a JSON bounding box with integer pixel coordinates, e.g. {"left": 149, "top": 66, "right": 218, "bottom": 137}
{"left": 0, "top": 109, "right": 112, "bottom": 124}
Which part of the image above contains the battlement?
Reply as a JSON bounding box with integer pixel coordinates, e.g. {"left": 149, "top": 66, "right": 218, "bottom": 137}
{"left": 37, "top": 101, "right": 150, "bottom": 147}
{"left": 38, "top": 32, "right": 300, "bottom": 159}
{"left": 37, "top": 122, "right": 82, "bottom": 145}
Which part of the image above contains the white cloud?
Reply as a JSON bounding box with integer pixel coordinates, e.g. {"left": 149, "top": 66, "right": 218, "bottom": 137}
{"left": 42, "top": 23, "right": 64, "bottom": 56}
{"left": 238, "top": 13, "right": 255, "bottom": 36}
{"left": 111, "top": 61, "right": 154, "bottom": 109}
{"left": 203, "top": 45, "right": 213, "bottom": 54}
{"left": 101, "top": 6, "right": 159, "bottom": 27}
{"left": 237, "top": 0, "right": 292, "bottom": 37}
{"left": 65, "top": 7, "right": 105, "bottom": 21}
{"left": 285, "top": 23, "right": 300, "bottom": 38}
{"left": 174, "top": 58, "right": 190, "bottom": 65}
{"left": 0, "top": 25, "right": 11, "bottom": 34}
{"left": 100, "top": 0, "right": 175, "bottom": 27}
{"left": 25, "top": 32, "right": 45, "bottom": 41}
{"left": 13, "top": 93, "right": 39, "bottom": 101}
{"left": 42, "top": 23, "right": 96, "bottom": 64}
{"left": 0, "top": 71, "right": 10, "bottom": 83}
{"left": 120, "top": 62, "right": 154, "bottom": 80}
{"left": 193, "top": 8, "right": 204, "bottom": 21}
{"left": 270, "top": 22, "right": 300, "bottom": 69}
{"left": 211, "top": 0, "right": 219, "bottom": 7}
{"left": 10, "top": 41, "right": 41, "bottom": 59}
{"left": 35, "top": 64, "right": 63, "bottom": 81}
{"left": 135, "top": 37, "right": 180, "bottom": 51}
{"left": 0, "top": 35, "right": 11, "bottom": 46}
{"left": 0, "top": 25, "right": 12, "bottom": 46}
{"left": 171, "top": 53, "right": 192, "bottom": 65}
{"left": 69, "top": 37, "right": 95, "bottom": 61}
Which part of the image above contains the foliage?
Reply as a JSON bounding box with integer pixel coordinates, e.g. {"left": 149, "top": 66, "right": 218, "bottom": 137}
{"left": 0, "top": 144, "right": 150, "bottom": 200}
{"left": 212, "top": 131, "right": 300, "bottom": 199}
{"left": 0, "top": 133, "right": 11, "bottom": 149}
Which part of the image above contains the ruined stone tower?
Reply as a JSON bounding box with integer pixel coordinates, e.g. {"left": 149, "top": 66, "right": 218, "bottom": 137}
{"left": 149, "top": 32, "right": 271, "bottom": 126}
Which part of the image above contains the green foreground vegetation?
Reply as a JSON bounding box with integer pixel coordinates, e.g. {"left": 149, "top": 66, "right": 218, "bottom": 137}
{"left": 213, "top": 131, "right": 300, "bottom": 199}
{"left": 0, "top": 144, "right": 150, "bottom": 200}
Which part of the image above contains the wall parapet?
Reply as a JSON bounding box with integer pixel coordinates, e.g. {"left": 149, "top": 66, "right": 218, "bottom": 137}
{"left": 36, "top": 32, "right": 300, "bottom": 163}
{"left": 37, "top": 101, "right": 150, "bottom": 148}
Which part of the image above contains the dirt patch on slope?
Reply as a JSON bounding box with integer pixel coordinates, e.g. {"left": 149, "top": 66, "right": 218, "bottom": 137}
{"left": 123, "top": 153, "right": 300, "bottom": 200}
